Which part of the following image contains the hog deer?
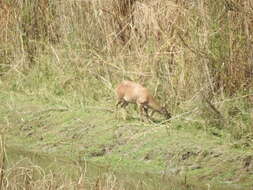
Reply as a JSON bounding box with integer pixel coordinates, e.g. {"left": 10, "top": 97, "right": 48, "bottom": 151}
{"left": 115, "top": 80, "right": 171, "bottom": 121}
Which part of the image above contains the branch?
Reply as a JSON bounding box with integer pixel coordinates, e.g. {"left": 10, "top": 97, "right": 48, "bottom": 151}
{"left": 177, "top": 32, "right": 216, "bottom": 62}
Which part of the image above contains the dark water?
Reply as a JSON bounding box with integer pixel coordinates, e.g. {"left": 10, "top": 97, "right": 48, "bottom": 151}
{"left": 5, "top": 145, "right": 244, "bottom": 190}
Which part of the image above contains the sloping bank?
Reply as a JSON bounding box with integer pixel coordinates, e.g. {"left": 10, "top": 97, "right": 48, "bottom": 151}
{"left": 1, "top": 91, "right": 253, "bottom": 189}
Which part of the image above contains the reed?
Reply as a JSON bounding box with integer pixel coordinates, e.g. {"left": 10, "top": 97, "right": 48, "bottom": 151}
{"left": 0, "top": 0, "right": 252, "bottom": 135}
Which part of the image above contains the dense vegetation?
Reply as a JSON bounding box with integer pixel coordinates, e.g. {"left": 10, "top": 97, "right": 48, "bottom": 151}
{"left": 0, "top": 0, "right": 253, "bottom": 189}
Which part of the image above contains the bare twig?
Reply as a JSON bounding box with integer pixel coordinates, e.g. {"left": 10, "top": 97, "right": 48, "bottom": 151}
{"left": 0, "top": 135, "right": 6, "bottom": 190}
{"left": 177, "top": 32, "right": 216, "bottom": 62}
{"left": 204, "top": 98, "right": 223, "bottom": 119}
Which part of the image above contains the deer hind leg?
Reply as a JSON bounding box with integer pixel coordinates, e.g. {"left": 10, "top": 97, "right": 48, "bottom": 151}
{"left": 116, "top": 99, "right": 124, "bottom": 119}
{"left": 116, "top": 99, "right": 129, "bottom": 120}
{"left": 149, "top": 110, "right": 154, "bottom": 118}
{"left": 121, "top": 101, "right": 129, "bottom": 108}
{"left": 116, "top": 99, "right": 123, "bottom": 108}
{"left": 143, "top": 106, "right": 154, "bottom": 123}
{"left": 137, "top": 104, "right": 144, "bottom": 122}
{"left": 138, "top": 103, "right": 150, "bottom": 122}
{"left": 120, "top": 101, "right": 129, "bottom": 120}
{"left": 143, "top": 106, "right": 149, "bottom": 118}
{"left": 116, "top": 98, "right": 129, "bottom": 108}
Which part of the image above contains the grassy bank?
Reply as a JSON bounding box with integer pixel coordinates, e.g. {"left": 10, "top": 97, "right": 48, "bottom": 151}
{"left": 0, "top": 88, "right": 252, "bottom": 189}
{"left": 0, "top": 0, "right": 253, "bottom": 189}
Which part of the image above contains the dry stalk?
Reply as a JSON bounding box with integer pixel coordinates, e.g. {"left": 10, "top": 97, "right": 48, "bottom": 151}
{"left": 177, "top": 32, "right": 215, "bottom": 63}
{"left": 0, "top": 135, "right": 6, "bottom": 190}
{"left": 204, "top": 98, "right": 223, "bottom": 120}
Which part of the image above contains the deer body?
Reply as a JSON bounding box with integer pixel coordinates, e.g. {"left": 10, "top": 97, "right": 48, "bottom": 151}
{"left": 115, "top": 80, "right": 171, "bottom": 121}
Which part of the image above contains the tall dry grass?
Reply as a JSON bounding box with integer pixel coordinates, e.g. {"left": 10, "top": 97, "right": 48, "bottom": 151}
{"left": 0, "top": 0, "right": 252, "bottom": 135}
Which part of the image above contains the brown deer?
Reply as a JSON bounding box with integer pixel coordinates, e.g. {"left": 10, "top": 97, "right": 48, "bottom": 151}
{"left": 115, "top": 80, "right": 171, "bottom": 121}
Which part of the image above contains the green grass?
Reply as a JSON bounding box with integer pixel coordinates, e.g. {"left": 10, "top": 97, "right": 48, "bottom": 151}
{"left": 1, "top": 1, "right": 253, "bottom": 189}
{"left": 1, "top": 85, "right": 253, "bottom": 189}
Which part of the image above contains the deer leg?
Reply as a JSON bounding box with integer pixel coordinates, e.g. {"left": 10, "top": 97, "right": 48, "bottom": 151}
{"left": 121, "top": 101, "right": 129, "bottom": 108}
{"left": 116, "top": 100, "right": 123, "bottom": 108}
{"left": 138, "top": 104, "right": 145, "bottom": 122}
{"left": 150, "top": 110, "right": 156, "bottom": 118}
{"left": 116, "top": 100, "right": 126, "bottom": 120}
{"left": 143, "top": 106, "right": 149, "bottom": 118}
{"left": 115, "top": 100, "right": 121, "bottom": 119}
{"left": 144, "top": 106, "right": 155, "bottom": 123}
{"left": 116, "top": 100, "right": 130, "bottom": 120}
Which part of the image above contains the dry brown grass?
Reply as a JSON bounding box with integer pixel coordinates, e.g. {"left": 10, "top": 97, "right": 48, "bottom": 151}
{"left": 0, "top": 0, "right": 252, "bottom": 134}
{"left": 2, "top": 0, "right": 252, "bottom": 91}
